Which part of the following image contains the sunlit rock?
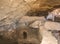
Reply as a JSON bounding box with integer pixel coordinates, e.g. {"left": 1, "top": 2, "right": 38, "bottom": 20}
{"left": 44, "top": 21, "right": 60, "bottom": 30}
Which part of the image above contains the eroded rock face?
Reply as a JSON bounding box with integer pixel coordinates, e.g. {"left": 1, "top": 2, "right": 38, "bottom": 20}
{"left": 0, "top": 0, "right": 60, "bottom": 17}
{"left": 0, "top": 0, "right": 60, "bottom": 44}
{"left": 46, "top": 8, "right": 60, "bottom": 22}
{"left": 0, "top": 0, "right": 60, "bottom": 22}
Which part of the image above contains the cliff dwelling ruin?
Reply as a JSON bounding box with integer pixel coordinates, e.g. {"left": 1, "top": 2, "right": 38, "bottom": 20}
{"left": 0, "top": 0, "right": 60, "bottom": 44}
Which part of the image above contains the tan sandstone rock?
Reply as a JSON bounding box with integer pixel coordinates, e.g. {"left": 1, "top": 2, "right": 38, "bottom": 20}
{"left": 39, "top": 26, "right": 58, "bottom": 44}
{"left": 44, "top": 21, "right": 60, "bottom": 30}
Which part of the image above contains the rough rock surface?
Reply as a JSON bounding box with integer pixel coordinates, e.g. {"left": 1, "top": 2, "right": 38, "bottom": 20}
{"left": 0, "top": 0, "right": 60, "bottom": 18}
{"left": 44, "top": 21, "right": 60, "bottom": 30}
{"left": 0, "top": 0, "right": 60, "bottom": 27}
{"left": 0, "top": 0, "right": 60, "bottom": 44}
{"left": 39, "top": 26, "right": 58, "bottom": 44}
{"left": 30, "top": 20, "right": 58, "bottom": 44}
{"left": 30, "top": 20, "right": 60, "bottom": 44}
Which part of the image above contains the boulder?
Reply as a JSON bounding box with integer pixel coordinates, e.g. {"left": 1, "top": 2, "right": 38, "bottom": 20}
{"left": 39, "top": 26, "right": 58, "bottom": 44}
{"left": 44, "top": 21, "right": 60, "bottom": 30}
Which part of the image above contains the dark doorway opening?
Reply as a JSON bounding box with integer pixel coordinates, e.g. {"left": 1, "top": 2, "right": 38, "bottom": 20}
{"left": 23, "top": 31, "right": 27, "bottom": 39}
